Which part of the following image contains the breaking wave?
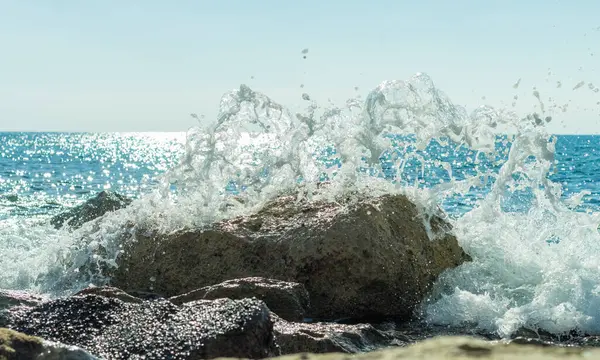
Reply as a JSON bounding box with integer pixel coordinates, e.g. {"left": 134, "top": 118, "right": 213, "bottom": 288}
{"left": 2, "top": 73, "right": 599, "bottom": 338}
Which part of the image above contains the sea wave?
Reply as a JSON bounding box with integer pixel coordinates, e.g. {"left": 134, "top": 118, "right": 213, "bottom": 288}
{"left": 1, "top": 73, "right": 599, "bottom": 337}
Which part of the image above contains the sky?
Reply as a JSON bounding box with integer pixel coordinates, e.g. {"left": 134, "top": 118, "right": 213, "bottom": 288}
{"left": 0, "top": 0, "right": 599, "bottom": 133}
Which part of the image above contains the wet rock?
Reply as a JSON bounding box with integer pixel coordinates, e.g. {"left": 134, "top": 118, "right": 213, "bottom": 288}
{"left": 170, "top": 277, "right": 309, "bottom": 322}
{"left": 272, "top": 314, "right": 398, "bottom": 354}
{"left": 112, "top": 193, "right": 470, "bottom": 321}
{"left": 507, "top": 327, "right": 600, "bottom": 348}
{"left": 0, "top": 289, "right": 47, "bottom": 310}
{"left": 0, "top": 327, "right": 97, "bottom": 359}
{"left": 5, "top": 293, "right": 276, "bottom": 359}
{"left": 508, "top": 337, "right": 556, "bottom": 347}
{"left": 579, "top": 336, "right": 600, "bottom": 347}
{"left": 74, "top": 286, "right": 143, "bottom": 304}
{"left": 50, "top": 191, "right": 132, "bottom": 229}
{"left": 0, "top": 290, "right": 48, "bottom": 327}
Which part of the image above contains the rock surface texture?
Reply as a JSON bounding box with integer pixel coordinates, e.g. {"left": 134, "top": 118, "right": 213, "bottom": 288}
{"left": 272, "top": 314, "right": 397, "bottom": 354}
{"left": 112, "top": 193, "right": 470, "bottom": 321}
{"left": 0, "top": 290, "right": 47, "bottom": 311}
{"left": 5, "top": 294, "right": 276, "bottom": 359}
{"left": 169, "top": 277, "right": 309, "bottom": 322}
{"left": 50, "top": 190, "right": 132, "bottom": 229}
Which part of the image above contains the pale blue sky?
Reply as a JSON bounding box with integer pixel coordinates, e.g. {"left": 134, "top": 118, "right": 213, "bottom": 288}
{"left": 1, "top": 0, "right": 599, "bottom": 133}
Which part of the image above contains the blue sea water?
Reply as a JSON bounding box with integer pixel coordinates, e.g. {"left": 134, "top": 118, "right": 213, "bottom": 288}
{"left": 1, "top": 132, "right": 599, "bottom": 220}
{"left": 2, "top": 76, "right": 600, "bottom": 338}
{"left": 0, "top": 132, "right": 185, "bottom": 220}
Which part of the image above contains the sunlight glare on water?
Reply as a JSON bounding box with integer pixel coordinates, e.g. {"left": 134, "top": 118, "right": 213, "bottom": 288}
{"left": 1, "top": 74, "right": 600, "bottom": 338}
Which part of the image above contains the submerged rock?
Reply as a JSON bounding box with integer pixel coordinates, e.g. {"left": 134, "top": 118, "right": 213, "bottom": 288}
{"left": 113, "top": 193, "right": 470, "bottom": 321}
{"left": 0, "top": 328, "right": 97, "bottom": 360}
{"left": 5, "top": 293, "right": 276, "bottom": 359}
{"left": 170, "top": 277, "right": 309, "bottom": 322}
{"left": 50, "top": 191, "right": 132, "bottom": 229}
{"left": 272, "top": 314, "right": 398, "bottom": 354}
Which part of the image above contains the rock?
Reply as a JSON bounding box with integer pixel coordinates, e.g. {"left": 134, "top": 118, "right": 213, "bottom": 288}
{"left": 0, "top": 327, "right": 97, "bottom": 360}
{"left": 50, "top": 191, "right": 132, "bottom": 229}
{"left": 236, "top": 336, "right": 600, "bottom": 360}
{"left": 112, "top": 193, "right": 470, "bottom": 321}
{"left": 170, "top": 277, "right": 309, "bottom": 322}
{"left": 0, "top": 289, "right": 47, "bottom": 310}
{"left": 0, "top": 290, "right": 48, "bottom": 328}
{"left": 5, "top": 293, "right": 276, "bottom": 359}
{"left": 73, "top": 286, "right": 143, "bottom": 304}
{"left": 272, "top": 314, "right": 398, "bottom": 354}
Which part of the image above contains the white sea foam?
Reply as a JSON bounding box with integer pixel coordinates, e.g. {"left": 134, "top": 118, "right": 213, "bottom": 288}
{"left": 1, "top": 73, "right": 599, "bottom": 337}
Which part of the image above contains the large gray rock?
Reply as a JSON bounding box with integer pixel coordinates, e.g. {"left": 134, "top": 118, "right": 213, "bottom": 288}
{"left": 0, "top": 328, "right": 97, "bottom": 360}
{"left": 50, "top": 191, "right": 132, "bottom": 229}
{"left": 169, "top": 277, "right": 309, "bottom": 322}
{"left": 5, "top": 293, "right": 276, "bottom": 359}
{"left": 112, "top": 193, "right": 470, "bottom": 321}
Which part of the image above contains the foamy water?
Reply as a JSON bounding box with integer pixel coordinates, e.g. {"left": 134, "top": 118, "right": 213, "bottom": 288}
{"left": 1, "top": 73, "right": 600, "bottom": 338}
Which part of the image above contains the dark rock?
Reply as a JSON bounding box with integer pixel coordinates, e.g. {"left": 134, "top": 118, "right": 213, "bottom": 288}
{"left": 0, "top": 289, "right": 47, "bottom": 310}
{"left": 5, "top": 293, "right": 276, "bottom": 359}
{"left": 0, "top": 290, "right": 48, "bottom": 328}
{"left": 50, "top": 191, "right": 132, "bottom": 229}
{"left": 579, "top": 336, "right": 600, "bottom": 347}
{"left": 0, "top": 327, "right": 97, "bottom": 359}
{"left": 508, "top": 337, "right": 555, "bottom": 347}
{"left": 73, "top": 286, "right": 143, "bottom": 304}
{"left": 272, "top": 314, "right": 398, "bottom": 354}
{"left": 507, "top": 327, "right": 600, "bottom": 348}
{"left": 169, "top": 277, "right": 309, "bottom": 322}
{"left": 124, "top": 290, "right": 165, "bottom": 301}
{"left": 112, "top": 193, "right": 470, "bottom": 321}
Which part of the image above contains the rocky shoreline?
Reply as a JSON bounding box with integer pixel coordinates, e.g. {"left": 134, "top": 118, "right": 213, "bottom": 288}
{"left": 0, "top": 190, "right": 598, "bottom": 358}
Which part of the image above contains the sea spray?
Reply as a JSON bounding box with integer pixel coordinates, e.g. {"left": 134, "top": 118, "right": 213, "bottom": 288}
{"left": 1, "top": 73, "right": 599, "bottom": 338}
{"left": 423, "top": 117, "right": 600, "bottom": 336}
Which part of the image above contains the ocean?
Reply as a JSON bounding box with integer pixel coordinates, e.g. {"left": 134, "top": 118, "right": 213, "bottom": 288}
{"left": 1, "top": 73, "right": 600, "bottom": 339}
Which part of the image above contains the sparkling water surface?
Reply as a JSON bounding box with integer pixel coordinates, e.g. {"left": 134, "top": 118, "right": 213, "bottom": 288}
{"left": 0, "top": 132, "right": 185, "bottom": 220}
{"left": 1, "top": 132, "right": 598, "bottom": 220}
{"left": 1, "top": 75, "right": 600, "bottom": 338}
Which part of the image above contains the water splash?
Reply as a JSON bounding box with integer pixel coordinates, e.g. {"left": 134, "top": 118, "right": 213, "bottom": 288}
{"left": 2, "top": 73, "right": 600, "bottom": 338}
